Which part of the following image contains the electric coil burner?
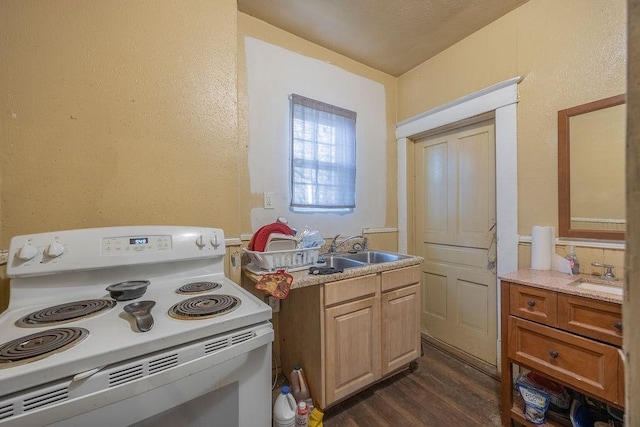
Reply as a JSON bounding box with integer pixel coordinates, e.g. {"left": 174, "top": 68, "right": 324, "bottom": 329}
{"left": 169, "top": 294, "right": 241, "bottom": 320}
{"left": 176, "top": 281, "right": 222, "bottom": 294}
{"left": 0, "top": 327, "right": 89, "bottom": 367}
{"left": 15, "top": 299, "right": 116, "bottom": 328}
{"left": 0, "top": 226, "right": 273, "bottom": 427}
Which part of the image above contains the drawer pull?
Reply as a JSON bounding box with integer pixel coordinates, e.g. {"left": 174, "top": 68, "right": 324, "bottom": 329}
{"left": 614, "top": 321, "right": 623, "bottom": 331}
{"left": 549, "top": 350, "right": 559, "bottom": 359}
{"left": 527, "top": 300, "right": 536, "bottom": 308}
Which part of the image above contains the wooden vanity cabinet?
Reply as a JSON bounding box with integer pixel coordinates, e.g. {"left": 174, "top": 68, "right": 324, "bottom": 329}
{"left": 280, "top": 265, "right": 421, "bottom": 410}
{"left": 501, "top": 281, "right": 624, "bottom": 427}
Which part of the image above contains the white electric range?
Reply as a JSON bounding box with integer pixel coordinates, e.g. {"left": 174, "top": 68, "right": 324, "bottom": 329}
{"left": 0, "top": 226, "right": 273, "bottom": 427}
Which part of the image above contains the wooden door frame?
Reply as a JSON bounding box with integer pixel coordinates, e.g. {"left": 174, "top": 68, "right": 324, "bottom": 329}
{"left": 395, "top": 76, "right": 521, "bottom": 369}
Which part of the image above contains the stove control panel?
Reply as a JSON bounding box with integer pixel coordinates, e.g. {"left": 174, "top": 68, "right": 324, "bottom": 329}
{"left": 101, "top": 235, "right": 172, "bottom": 256}
{"left": 6, "top": 226, "right": 226, "bottom": 278}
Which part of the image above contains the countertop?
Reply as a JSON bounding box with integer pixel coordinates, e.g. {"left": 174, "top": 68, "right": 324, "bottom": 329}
{"left": 499, "top": 269, "right": 623, "bottom": 304}
{"left": 243, "top": 255, "right": 423, "bottom": 290}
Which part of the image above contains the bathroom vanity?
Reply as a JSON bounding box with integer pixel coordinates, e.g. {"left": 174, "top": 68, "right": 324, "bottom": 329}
{"left": 499, "top": 269, "right": 623, "bottom": 426}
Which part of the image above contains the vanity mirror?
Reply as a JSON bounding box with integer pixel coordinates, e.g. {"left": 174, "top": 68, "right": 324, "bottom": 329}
{"left": 558, "top": 94, "right": 626, "bottom": 240}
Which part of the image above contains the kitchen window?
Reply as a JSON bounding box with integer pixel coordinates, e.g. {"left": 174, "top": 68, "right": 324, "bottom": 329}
{"left": 290, "top": 94, "right": 356, "bottom": 212}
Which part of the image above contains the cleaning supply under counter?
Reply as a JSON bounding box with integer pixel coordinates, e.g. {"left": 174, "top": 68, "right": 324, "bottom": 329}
{"left": 295, "top": 401, "right": 309, "bottom": 427}
{"left": 274, "top": 386, "right": 297, "bottom": 427}
{"left": 290, "top": 365, "right": 311, "bottom": 403}
{"left": 308, "top": 408, "right": 324, "bottom": 427}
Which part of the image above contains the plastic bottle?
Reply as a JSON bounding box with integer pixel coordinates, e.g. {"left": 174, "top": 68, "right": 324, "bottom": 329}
{"left": 308, "top": 407, "right": 324, "bottom": 427}
{"left": 566, "top": 246, "right": 580, "bottom": 275}
{"left": 273, "top": 385, "right": 296, "bottom": 427}
{"left": 290, "top": 365, "right": 311, "bottom": 403}
{"left": 295, "top": 401, "right": 309, "bottom": 427}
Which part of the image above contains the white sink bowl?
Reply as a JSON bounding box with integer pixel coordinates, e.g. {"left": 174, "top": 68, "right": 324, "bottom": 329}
{"left": 572, "top": 281, "right": 623, "bottom": 296}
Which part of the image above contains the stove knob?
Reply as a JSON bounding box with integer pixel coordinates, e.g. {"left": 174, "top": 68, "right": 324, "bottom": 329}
{"left": 17, "top": 243, "right": 38, "bottom": 261}
{"left": 211, "top": 234, "right": 220, "bottom": 248}
{"left": 195, "top": 235, "right": 206, "bottom": 248}
{"left": 46, "top": 242, "right": 65, "bottom": 258}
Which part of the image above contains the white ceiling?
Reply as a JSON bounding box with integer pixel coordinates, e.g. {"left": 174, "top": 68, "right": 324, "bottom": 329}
{"left": 237, "top": 0, "right": 529, "bottom": 77}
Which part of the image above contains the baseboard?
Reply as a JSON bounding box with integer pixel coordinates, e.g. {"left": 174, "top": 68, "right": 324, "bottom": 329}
{"left": 421, "top": 333, "right": 499, "bottom": 380}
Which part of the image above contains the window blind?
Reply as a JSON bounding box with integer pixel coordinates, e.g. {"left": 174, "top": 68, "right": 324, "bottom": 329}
{"left": 290, "top": 94, "right": 357, "bottom": 210}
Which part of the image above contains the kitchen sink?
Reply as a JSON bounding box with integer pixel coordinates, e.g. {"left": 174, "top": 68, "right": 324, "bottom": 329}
{"left": 321, "top": 256, "right": 367, "bottom": 270}
{"left": 340, "top": 250, "right": 411, "bottom": 264}
{"left": 319, "top": 250, "right": 411, "bottom": 270}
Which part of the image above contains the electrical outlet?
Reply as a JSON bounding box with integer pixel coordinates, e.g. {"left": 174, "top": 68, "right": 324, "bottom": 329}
{"left": 266, "top": 296, "right": 280, "bottom": 313}
{"left": 264, "top": 192, "right": 275, "bottom": 209}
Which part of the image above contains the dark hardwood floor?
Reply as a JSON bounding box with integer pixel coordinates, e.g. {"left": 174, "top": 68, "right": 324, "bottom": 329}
{"left": 322, "top": 342, "right": 502, "bottom": 426}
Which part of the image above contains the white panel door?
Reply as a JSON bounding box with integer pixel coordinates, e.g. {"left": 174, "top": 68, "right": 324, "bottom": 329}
{"left": 414, "top": 120, "right": 497, "bottom": 364}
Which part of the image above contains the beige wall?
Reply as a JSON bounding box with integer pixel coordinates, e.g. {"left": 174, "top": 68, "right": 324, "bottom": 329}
{"left": 237, "top": 13, "right": 398, "bottom": 236}
{"left": 626, "top": 0, "right": 639, "bottom": 420}
{"left": 0, "top": 1, "right": 7, "bottom": 244}
{"left": 398, "top": 0, "right": 627, "bottom": 238}
{"left": 1, "top": 0, "right": 240, "bottom": 248}
{"left": 1, "top": 1, "right": 625, "bottom": 249}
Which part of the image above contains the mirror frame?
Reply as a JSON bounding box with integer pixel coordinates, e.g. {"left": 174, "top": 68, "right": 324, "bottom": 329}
{"left": 558, "top": 94, "right": 626, "bottom": 240}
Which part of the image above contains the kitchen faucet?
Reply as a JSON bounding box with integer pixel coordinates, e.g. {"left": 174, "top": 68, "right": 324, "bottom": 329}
{"left": 329, "top": 234, "right": 368, "bottom": 254}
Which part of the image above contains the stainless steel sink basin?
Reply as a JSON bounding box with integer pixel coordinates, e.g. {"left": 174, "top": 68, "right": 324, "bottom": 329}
{"left": 321, "top": 256, "right": 367, "bottom": 270}
{"left": 319, "top": 250, "right": 411, "bottom": 270}
{"left": 341, "top": 250, "right": 411, "bottom": 264}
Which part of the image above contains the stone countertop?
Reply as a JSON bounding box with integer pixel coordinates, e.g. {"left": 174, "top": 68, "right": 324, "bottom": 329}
{"left": 243, "top": 255, "right": 423, "bottom": 289}
{"left": 499, "top": 269, "right": 623, "bottom": 304}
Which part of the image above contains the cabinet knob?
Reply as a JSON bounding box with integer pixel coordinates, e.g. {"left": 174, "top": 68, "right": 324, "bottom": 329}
{"left": 549, "top": 350, "right": 559, "bottom": 359}
{"left": 614, "top": 321, "right": 623, "bottom": 331}
{"left": 527, "top": 300, "right": 536, "bottom": 308}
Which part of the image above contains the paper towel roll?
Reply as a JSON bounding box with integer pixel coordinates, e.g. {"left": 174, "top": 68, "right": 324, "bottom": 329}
{"left": 531, "top": 226, "right": 553, "bottom": 270}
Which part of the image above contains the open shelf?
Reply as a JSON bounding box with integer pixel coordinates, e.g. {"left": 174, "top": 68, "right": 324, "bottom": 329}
{"left": 511, "top": 394, "right": 571, "bottom": 427}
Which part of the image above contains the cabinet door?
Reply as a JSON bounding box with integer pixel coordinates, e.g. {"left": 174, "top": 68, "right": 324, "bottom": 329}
{"left": 325, "top": 295, "right": 380, "bottom": 405}
{"left": 381, "top": 284, "right": 421, "bottom": 375}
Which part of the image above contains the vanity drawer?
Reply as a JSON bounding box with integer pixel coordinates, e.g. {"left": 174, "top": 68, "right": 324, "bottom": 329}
{"left": 558, "top": 294, "right": 623, "bottom": 346}
{"left": 508, "top": 316, "right": 618, "bottom": 403}
{"left": 509, "top": 284, "right": 558, "bottom": 326}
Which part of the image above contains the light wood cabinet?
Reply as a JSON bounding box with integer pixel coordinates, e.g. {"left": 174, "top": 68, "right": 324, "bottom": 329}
{"left": 381, "top": 283, "right": 420, "bottom": 375}
{"left": 325, "top": 293, "right": 380, "bottom": 403}
{"left": 501, "top": 280, "right": 624, "bottom": 426}
{"left": 279, "top": 265, "right": 421, "bottom": 409}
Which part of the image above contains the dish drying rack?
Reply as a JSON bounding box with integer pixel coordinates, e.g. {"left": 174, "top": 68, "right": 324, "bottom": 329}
{"left": 243, "top": 246, "right": 321, "bottom": 274}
